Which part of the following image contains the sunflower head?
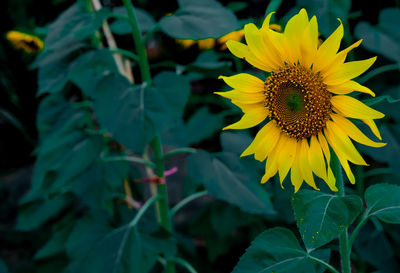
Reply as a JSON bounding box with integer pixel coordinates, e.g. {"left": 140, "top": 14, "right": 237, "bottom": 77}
{"left": 6, "top": 30, "right": 44, "bottom": 54}
{"left": 215, "top": 9, "right": 386, "bottom": 192}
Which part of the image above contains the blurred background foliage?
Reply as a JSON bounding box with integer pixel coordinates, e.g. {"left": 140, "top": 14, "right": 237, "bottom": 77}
{"left": 1, "top": 0, "right": 400, "bottom": 272}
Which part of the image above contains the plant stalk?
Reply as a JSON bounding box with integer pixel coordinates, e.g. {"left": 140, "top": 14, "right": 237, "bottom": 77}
{"left": 122, "top": 1, "right": 174, "bottom": 272}
{"left": 150, "top": 135, "right": 175, "bottom": 273}
{"left": 121, "top": 0, "right": 151, "bottom": 83}
{"left": 331, "top": 152, "right": 351, "bottom": 273}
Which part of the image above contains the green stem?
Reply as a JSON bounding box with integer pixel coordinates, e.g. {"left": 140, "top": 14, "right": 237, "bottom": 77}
{"left": 358, "top": 64, "right": 399, "bottom": 84}
{"left": 122, "top": 0, "right": 152, "bottom": 83}
{"left": 363, "top": 167, "right": 393, "bottom": 178}
{"left": 150, "top": 135, "right": 175, "bottom": 273}
{"left": 128, "top": 195, "right": 160, "bottom": 227}
{"left": 163, "top": 147, "right": 197, "bottom": 159}
{"left": 110, "top": 48, "right": 139, "bottom": 61}
{"left": 348, "top": 211, "right": 369, "bottom": 247}
{"left": 143, "top": 23, "right": 160, "bottom": 43}
{"left": 101, "top": 155, "right": 156, "bottom": 168}
{"left": 331, "top": 152, "right": 351, "bottom": 273}
{"left": 170, "top": 257, "right": 198, "bottom": 273}
{"left": 121, "top": 1, "right": 173, "bottom": 272}
{"left": 307, "top": 255, "right": 340, "bottom": 273}
{"left": 170, "top": 190, "right": 208, "bottom": 216}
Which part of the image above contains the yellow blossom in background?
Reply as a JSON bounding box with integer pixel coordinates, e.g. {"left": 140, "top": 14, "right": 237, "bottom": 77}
{"left": 198, "top": 38, "right": 216, "bottom": 50}
{"left": 6, "top": 30, "right": 44, "bottom": 54}
{"left": 268, "top": 23, "right": 282, "bottom": 32}
{"left": 218, "top": 29, "right": 245, "bottom": 50}
{"left": 216, "top": 9, "right": 386, "bottom": 192}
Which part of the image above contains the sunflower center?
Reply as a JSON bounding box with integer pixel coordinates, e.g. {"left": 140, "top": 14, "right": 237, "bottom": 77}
{"left": 264, "top": 65, "right": 332, "bottom": 140}
{"left": 285, "top": 89, "right": 304, "bottom": 112}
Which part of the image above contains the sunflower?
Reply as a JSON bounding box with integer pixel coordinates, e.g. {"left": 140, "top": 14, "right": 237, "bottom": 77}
{"left": 215, "top": 9, "right": 386, "bottom": 192}
{"left": 6, "top": 30, "right": 44, "bottom": 54}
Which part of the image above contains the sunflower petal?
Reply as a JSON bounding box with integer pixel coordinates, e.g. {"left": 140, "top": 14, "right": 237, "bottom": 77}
{"left": 331, "top": 114, "right": 386, "bottom": 147}
{"left": 261, "top": 152, "right": 279, "bottom": 184}
{"left": 308, "top": 135, "right": 328, "bottom": 181}
{"left": 215, "top": 90, "right": 265, "bottom": 103}
{"left": 362, "top": 119, "right": 382, "bottom": 140}
{"left": 325, "top": 121, "right": 367, "bottom": 166}
{"left": 241, "top": 121, "right": 280, "bottom": 160}
{"left": 223, "top": 107, "right": 268, "bottom": 130}
{"left": 332, "top": 95, "right": 384, "bottom": 119}
{"left": 300, "top": 16, "right": 318, "bottom": 68}
{"left": 321, "top": 40, "right": 363, "bottom": 76}
{"left": 244, "top": 23, "right": 279, "bottom": 71}
{"left": 226, "top": 40, "right": 271, "bottom": 71}
{"left": 278, "top": 136, "right": 297, "bottom": 183}
{"left": 291, "top": 141, "right": 304, "bottom": 193}
{"left": 218, "top": 73, "right": 265, "bottom": 93}
{"left": 336, "top": 153, "right": 356, "bottom": 184}
{"left": 318, "top": 133, "right": 338, "bottom": 191}
{"left": 299, "top": 139, "right": 319, "bottom": 190}
{"left": 328, "top": 80, "right": 375, "bottom": 97}
{"left": 314, "top": 20, "right": 343, "bottom": 72}
{"left": 324, "top": 57, "right": 377, "bottom": 85}
{"left": 283, "top": 8, "right": 309, "bottom": 64}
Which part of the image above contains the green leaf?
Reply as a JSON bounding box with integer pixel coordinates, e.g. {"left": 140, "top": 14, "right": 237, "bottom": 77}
{"left": 362, "top": 95, "right": 400, "bottom": 106}
{"left": 365, "top": 183, "right": 400, "bottom": 224}
{"left": 353, "top": 222, "right": 400, "bottom": 272}
{"left": 226, "top": 1, "right": 248, "bottom": 12}
{"left": 186, "top": 150, "right": 275, "bottom": 215}
{"left": 292, "top": 190, "right": 363, "bottom": 249}
{"left": 296, "top": 0, "right": 350, "bottom": 37}
{"left": 232, "top": 227, "right": 330, "bottom": 273}
{"left": 110, "top": 7, "right": 155, "bottom": 35}
{"left": 66, "top": 160, "right": 129, "bottom": 212}
{"left": 220, "top": 132, "right": 252, "bottom": 155}
{"left": 361, "top": 125, "right": 400, "bottom": 178}
{"left": 35, "top": 219, "right": 74, "bottom": 259}
{"left": 66, "top": 211, "right": 113, "bottom": 262}
{"left": 355, "top": 8, "right": 400, "bottom": 65}
{"left": 93, "top": 72, "right": 190, "bottom": 153}
{"left": 16, "top": 194, "right": 71, "bottom": 231}
{"left": 187, "top": 51, "right": 232, "bottom": 72}
{"left": 69, "top": 49, "right": 120, "bottom": 97}
{"left": 184, "top": 107, "right": 225, "bottom": 145}
{"left": 67, "top": 212, "right": 176, "bottom": 273}
{"left": 35, "top": 4, "right": 112, "bottom": 95}
{"left": 159, "top": 0, "right": 239, "bottom": 40}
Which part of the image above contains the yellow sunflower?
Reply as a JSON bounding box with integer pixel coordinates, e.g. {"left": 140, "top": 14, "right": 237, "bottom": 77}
{"left": 215, "top": 9, "right": 386, "bottom": 192}
{"left": 6, "top": 30, "right": 44, "bottom": 54}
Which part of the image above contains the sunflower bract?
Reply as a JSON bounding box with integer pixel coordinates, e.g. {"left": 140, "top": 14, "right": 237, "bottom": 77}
{"left": 215, "top": 9, "right": 386, "bottom": 192}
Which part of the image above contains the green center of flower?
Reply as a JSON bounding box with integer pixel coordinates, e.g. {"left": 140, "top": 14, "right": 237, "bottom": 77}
{"left": 286, "top": 90, "right": 304, "bottom": 112}
{"left": 264, "top": 65, "right": 332, "bottom": 139}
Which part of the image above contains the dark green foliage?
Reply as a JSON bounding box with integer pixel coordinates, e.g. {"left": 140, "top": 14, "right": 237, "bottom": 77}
{"left": 4, "top": 1, "right": 400, "bottom": 273}
{"left": 231, "top": 228, "right": 330, "bottom": 273}
{"left": 292, "top": 190, "right": 363, "bottom": 249}
{"left": 187, "top": 150, "right": 275, "bottom": 215}
{"left": 365, "top": 183, "right": 400, "bottom": 224}
{"left": 110, "top": 7, "right": 156, "bottom": 34}
{"left": 92, "top": 71, "right": 190, "bottom": 153}
{"left": 159, "top": 0, "right": 240, "bottom": 39}
{"left": 355, "top": 8, "right": 400, "bottom": 65}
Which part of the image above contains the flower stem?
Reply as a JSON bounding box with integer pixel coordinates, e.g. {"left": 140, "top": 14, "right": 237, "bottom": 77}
{"left": 331, "top": 152, "right": 351, "bottom": 273}
{"left": 307, "top": 255, "right": 340, "bottom": 273}
{"left": 121, "top": 1, "right": 174, "bottom": 272}
{"left": 150, "top": 135, "right": 175, "bottom": 273}
{"left": 121, "top": 0, "right": 151, "bottom": 84}
{"left": 170, "top": 190, "right": 208, "bottom": 216}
